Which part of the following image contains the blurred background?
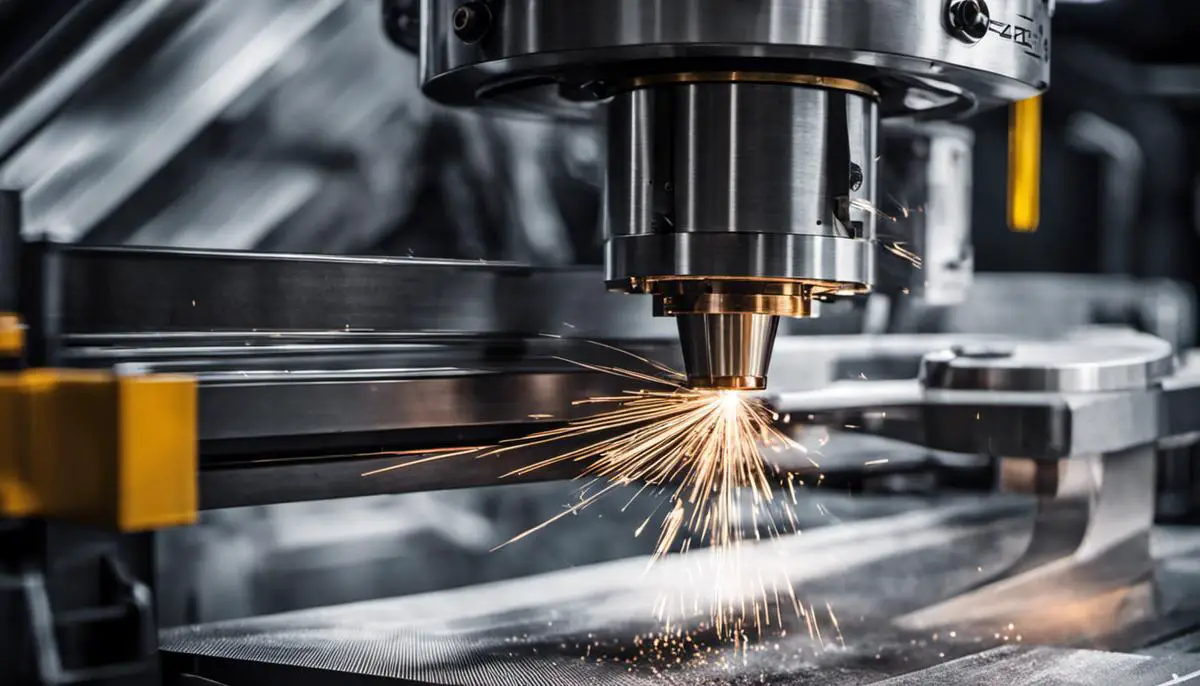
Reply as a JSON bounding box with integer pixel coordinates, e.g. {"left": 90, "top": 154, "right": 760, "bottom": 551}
{"left": 5, "top": 0, "right": 1200, "bottom": 628}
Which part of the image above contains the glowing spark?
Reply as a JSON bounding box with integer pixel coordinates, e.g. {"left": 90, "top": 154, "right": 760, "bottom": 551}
{"left": 849, "top": 197, "right": 896, "bottom": 222}
{"left": 887, "top": 193, "right": 912, "bottom": 218}
{"left": 361, "top": 446, "right": 489, "bottom": 476}
{"left": 368, "top": 348, "right": 812, "bottom": 641}
{"left": 864, "top": 459, "right": 889, "bottom": 466}
{"left": 883, "top": 241, "right": 923, "bottom": 269}
{"left": 827, "top": 603, "right": 846, "bottom": 649}
{"left": 528, "top": 413, "right": 554, "bottom": 419}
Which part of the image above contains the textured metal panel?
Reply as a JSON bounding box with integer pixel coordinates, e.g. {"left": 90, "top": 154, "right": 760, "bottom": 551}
{"left": 162, "top": 503, "right": 1047, "bottom": 685}
{"left": 876, "top": 646, "right": 1200, "bottom": 685}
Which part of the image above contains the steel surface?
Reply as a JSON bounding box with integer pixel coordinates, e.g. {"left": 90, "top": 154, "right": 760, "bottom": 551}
{"left": 419, "top": 0, "right": 1049, "bottom": 113}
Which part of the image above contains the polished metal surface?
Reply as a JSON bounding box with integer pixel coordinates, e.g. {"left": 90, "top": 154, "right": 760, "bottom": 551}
{"left": 418, "top": 0, "right": 1050, "bottom": 114}
{"left": 921, "top": 333, "right": 1176, "bottom": 393}
{"left": 603, "top": 82, "right": 879, "bottom": 386}
{"left": 604, "top": 233, "right": 877, "bottom": 286}
{"left": 899, "top": 444, "right": 1157, "bottom": 630}
{"left": 606, "top": 83, "right": 878, "bottom": 243}
{"left": 879, "top": 122, "right": 975, "bottom": 305}
{"left": 604, "top": 82, "right": 878, "bottom": 295}
{"left": 198, "top": 369, "right": 626, "bottom": 445}
{"left": 877, "top": 646, "right": 1200, "bottom": 685}
{"left": 415, "top": 0, "right": 1049, "bottom": 393}
{"left": 676, "top": 313, "right": 778, "bottom": 390}
{"left": 159, "top": 502, "right": 1034, "bottom": 684}
{"left": 161, "top": 499, "right": 1200, "bottom": 684}
{"left": 772, "top": 333, "right": 1195, "bottom": 460}
{"left": 779, "top": 378, "right": 1164, "bottom": 460}
{"left": 47, "top": 245, "right": 675, "bottom": 340}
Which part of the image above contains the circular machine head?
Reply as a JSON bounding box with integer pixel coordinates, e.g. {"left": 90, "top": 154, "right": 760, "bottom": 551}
{"left": 416, "top": 0, "right": 1050, "bottom": 117}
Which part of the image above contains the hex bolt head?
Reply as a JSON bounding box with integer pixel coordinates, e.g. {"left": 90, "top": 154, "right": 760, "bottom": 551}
{"left": 452, "top": 2, "right": 493, "bottom": 44}
{"left": 945, "top": 0, "right": 991, "bottom": 44}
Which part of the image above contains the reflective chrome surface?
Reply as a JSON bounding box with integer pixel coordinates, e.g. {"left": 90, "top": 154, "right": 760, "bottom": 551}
{"left": 921, "top": 332, "right": 1176, "bottom": 393}
{"left": 605, "top": 233, "right": 876, "bottom": 285}
{"left": 606, "top": 84, "right": 878, "bottom": 243}
{"left": 419, "top": 0, "right": 1050, "bottom": 113}
{"left": 676, "top": 313, "right": 779, "bottom": 390}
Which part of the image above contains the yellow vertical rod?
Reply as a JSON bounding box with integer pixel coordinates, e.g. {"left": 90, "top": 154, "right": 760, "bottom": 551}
{"left": 1007, "top": 95, "right": 1042, "bottom": 232}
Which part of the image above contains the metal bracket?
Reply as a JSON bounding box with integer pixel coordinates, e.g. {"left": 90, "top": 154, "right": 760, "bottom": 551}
{"left": 896, "top": 444, "right": 1157, "bottom": 635}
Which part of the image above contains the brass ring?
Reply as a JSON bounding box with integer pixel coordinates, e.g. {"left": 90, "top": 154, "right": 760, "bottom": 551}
{"left": 620, "top": 71, "right": 879, "bottom": 99}
{"left": 686, "top": 375, "right": 766, "bottom": 392}
{"left": 657, "top": 293, "right": 813, "bottom": 318}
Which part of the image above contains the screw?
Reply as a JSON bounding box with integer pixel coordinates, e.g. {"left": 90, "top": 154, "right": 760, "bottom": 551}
{"left": 452, "top": 2, "right": 492, "bottom": 44}
{"left": 945, "top": 0, "right": 990, "bottom": 44}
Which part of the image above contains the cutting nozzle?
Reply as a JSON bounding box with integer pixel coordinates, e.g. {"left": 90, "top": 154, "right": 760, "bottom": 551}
{"left": 676, "top": 313, "right": 780, "bottom": 391}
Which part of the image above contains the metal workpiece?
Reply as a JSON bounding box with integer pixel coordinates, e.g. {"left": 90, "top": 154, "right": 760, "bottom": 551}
{"left": 920, "top": 333, "right": 1175, "bottom": 393}
{"left": 198, "top": 368, "right": 632, "bottom": 445}
{"left": 196, "top": 368, "right": 642, "bottom": 508}
{"left": 898, "top": 443, "right": 1157, "bottom": 632}
{"left": 676, "top": 313, "right": 778, "bottom": 390}
{"left": 161, "top": 499, "right": 1200, "bottom": 685}
{"left": 417, "top": 0, "right": 1050, "bottom": 115}
{"left": 42, "top": 245, "right": 675, "bottom": 340}
{"left": 878, "top": 122, "right": 975, "bottom": 305}
{"left": 775, "top": 333, "right": 1183, "bottom": 460}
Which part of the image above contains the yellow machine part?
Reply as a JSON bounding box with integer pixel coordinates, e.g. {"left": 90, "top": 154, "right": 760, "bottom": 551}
{"left": 1008, "top": 95, "right": 1042, "bottom": 233}
{"left": 0, "top": 312, "right": 23, "bottom": 357}
{"left": 0, "top": 369, "right": 197, "bottom": 531}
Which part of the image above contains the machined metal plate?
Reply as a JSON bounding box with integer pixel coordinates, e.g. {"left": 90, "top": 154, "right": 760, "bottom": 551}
{"left": 921, "top": 333, "right": 1176, "bottom": 393}
{"left": 38, "top": 244, "right": 674, "bottom": 340}
{"left": 161, "top": 501, "right": 1200, "bottom": 685}
{"left": 420, "top": 0, "right": 1050, "bottom": 115}
{"left": 160, "top": 502, "right": 1031, "bottom": 685}
{"left": 876, "top": 646, "right": 1200, "bottom": 685}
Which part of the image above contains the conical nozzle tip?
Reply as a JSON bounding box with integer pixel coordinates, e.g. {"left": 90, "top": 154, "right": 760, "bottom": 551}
{"left": 676, "top": 313, "right": 780, "bottom": 391}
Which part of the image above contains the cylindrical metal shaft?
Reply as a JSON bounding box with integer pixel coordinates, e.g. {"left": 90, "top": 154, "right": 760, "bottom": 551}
{"left": 604, "top": 79, "right": 879, "bottom": 389}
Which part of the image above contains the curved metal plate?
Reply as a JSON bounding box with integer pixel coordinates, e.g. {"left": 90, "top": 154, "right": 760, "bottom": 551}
{"left": 920, "top": 334, "right": 1175, "bottom": 393}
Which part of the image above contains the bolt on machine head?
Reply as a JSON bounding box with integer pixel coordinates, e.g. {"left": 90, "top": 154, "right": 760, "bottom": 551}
{"left": 405, "top": 0, "right": 1052, "bottom": 390}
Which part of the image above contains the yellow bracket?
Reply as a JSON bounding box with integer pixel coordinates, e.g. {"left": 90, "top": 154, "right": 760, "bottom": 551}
{"left": 0, "top": 370, "right": 197, "bottom": 531}
{"left": 1007, "top": 95, "right": 1042, "bottom": 232}
{"left": 0, "top": 313, "right": 23, "bottom": 357}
